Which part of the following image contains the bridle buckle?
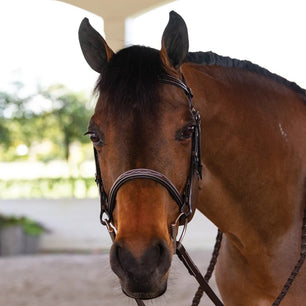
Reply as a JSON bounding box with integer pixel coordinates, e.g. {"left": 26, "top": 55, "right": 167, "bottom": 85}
{"left": 171, "top": 212, "right": 188, "bottom": 250}
{"left": 103, "top": 217, "right": 116, "bottom": 242}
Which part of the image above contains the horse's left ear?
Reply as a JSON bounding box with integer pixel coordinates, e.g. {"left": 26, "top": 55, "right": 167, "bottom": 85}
{"left": 78, "top": 18, "right": 114, "bottom": 73}
{"left": 161, "top": 11, "right": 189, "bottom": 70}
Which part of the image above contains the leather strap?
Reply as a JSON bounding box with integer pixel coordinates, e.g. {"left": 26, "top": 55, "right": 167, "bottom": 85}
{"left": 176, "top": 241, "right": 224, "bottom": 306}
{"left": 108, "top": 168, "right": 184, "bottom": 219}
{"left": 272, "top": 207, "right": 306, "bottom": 305}
{"left": 135, "top": 299, "right": 145, "bottom": 306}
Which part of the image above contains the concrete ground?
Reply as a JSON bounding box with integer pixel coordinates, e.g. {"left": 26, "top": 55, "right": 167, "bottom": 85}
{"left": 0, "top": 251, "right": 221, "bottom": 306}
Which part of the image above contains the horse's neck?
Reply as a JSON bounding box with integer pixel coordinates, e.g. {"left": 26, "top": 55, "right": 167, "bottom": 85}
{"left": 183, "top": 63, "right": 306, "bottom": 254}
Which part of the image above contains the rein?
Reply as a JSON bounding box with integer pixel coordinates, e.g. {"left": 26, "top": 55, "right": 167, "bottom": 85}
{"left": 91, "top": 74, "right": 306, "bottom": 306}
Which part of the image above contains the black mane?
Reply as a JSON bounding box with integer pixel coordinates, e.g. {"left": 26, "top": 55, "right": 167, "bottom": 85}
{"left": 96, "top": 47, "right": 306, "bottom": 111}
{"left": 185, "top": 51, "right": 306, "bottom": 96}
{"left": 96, "top": 46, "right": 166, "bottom": 114}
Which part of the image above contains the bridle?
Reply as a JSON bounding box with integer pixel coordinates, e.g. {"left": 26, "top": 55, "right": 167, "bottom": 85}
{"left": 92, "top": 73, "right": 223, "bottom": 305}
{"left": 95, "top": 74, "right": 202, "bottom": 229}
{"left": 91, "top": 74, "right": 306, "bottom": 306}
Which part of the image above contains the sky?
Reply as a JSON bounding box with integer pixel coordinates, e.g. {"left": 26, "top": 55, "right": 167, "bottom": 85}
{"left": 1, "top": 0, "right": 306, "bottom": 94}
{"left": 0, "top": 0, "right": 103, "bottom": 94}
{"left": 127, "top": 0, "right": 306, "bottom": 89}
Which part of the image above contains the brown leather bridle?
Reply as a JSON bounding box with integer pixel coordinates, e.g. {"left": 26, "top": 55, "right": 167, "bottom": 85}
{"left": 92, "top": 74, "right": 224, "bottom": 305}
{"left": 95, "top": 74, "right": 202, "bottom": 228}
{"left": 91, "top": 74, "right": 306, "bottom": 306}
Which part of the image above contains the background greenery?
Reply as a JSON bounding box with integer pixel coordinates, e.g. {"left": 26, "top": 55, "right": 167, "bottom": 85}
{"left": 0, "top": 82, "right": 96, "bottom": 198}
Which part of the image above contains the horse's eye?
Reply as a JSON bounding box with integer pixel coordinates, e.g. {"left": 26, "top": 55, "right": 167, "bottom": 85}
{"left": 90, "top": 133, "right": 100, "bottom": 143}
{"left": 176, "top": 125, "right": 195, "bottom": 141}
{"left": 84, "top": 131, "right": 103, "bottom": 145}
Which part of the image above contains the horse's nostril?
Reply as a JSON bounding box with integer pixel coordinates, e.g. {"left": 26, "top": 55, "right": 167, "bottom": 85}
{"left": 116, "top": 244, "right": 138, "bottom": 272}
{"left": 146, "top": 243, "right": 161, "bottom": 265}
{"left": 155, "top": 241, "right": 171, "bottom": 275}
{"left": 110, "top": 240, "right": 171, "bottom": 279}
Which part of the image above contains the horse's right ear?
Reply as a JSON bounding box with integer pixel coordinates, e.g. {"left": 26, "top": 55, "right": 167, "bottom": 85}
{"left": 78, "top": 18, "right": 114, "bottom": 73}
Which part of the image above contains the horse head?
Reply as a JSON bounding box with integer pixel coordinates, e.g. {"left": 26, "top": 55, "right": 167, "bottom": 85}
{"left": 79, "top": 12, "right": 201, "bottom": 300}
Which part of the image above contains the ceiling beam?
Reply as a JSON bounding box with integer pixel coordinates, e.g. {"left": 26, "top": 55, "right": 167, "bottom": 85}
{"left": 58, "top": 0, "right": 175, "bottom": 50}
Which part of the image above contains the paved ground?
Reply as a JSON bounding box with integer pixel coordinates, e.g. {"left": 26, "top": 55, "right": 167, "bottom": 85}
{"left": 0, "top": 251, "right": 221, "bottom": 306}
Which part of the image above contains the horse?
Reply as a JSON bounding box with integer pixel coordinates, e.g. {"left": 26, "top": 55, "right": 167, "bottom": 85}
{"left": 78, "top": 11, "right": 306, "bottom": 306}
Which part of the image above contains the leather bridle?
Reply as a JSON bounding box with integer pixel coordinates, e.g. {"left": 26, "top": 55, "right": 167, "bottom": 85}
{"left": 94, "top": 74, "right": 202, "bottom": 229}
{"left": 92, "top": 74, "right": 224, "bottom": 306}
{"left": 91, "top": 74, "right": 306, "bottom": 306}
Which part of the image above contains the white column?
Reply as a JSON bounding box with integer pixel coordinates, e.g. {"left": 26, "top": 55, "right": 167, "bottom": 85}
{"left": 103, "top": 17, "right": 126, "bottom": 51}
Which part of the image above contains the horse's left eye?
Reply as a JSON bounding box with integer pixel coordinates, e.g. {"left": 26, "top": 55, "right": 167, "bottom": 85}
{"left": 90, "top": 133, "right": 100, "bottom": 143}
{"left": 84, "top": 131, "right": 103, "bottom": 145}
{"left": 176, "top": 125, "right": 195, "bottom": 141}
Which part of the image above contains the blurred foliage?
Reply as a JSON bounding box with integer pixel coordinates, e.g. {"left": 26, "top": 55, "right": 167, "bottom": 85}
{"left": 41, "top": 84, "right": 92, "bottom": 160}
{"left": 0, "top": 82, "right": 93, "bottom": 161}
{"left": 0, "top": 215, "right": 46, "bottom": 236}
{"left": 0, "top": 177, "right": 97, "bottom": 199}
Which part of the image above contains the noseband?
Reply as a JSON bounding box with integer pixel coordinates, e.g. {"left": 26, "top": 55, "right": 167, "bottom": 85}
{"left": 94, "top": 74, "right": 202, "bottom": 229}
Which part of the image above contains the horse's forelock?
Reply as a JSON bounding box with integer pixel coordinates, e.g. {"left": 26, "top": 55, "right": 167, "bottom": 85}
{"left": 95, "top": 46, "right": 167, "bottom": 115}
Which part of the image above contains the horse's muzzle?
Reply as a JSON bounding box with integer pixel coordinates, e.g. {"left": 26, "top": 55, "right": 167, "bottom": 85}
{"left": 110, "top": 239, "right": 172, "bottom": 299}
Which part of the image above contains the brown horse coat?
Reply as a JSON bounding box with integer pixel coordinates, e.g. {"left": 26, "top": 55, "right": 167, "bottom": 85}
{"left": 79, "top": 11, "right": 306, "bottom": 305}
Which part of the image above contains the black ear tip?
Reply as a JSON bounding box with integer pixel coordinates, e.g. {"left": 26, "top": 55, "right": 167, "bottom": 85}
{"left": 167, "top": 11, "right": 187, "bottom": 31}
{"left": 79, "top": 18, "right": 96, "bottom": 40}
{"left": 169, "top": 11, "right": 183, "bottom": 21}
{"left": 162, "top": 10, "right": 189, "bottom": 70}
{"left": 80, "top": 17, "right": 90, "bottom": 29}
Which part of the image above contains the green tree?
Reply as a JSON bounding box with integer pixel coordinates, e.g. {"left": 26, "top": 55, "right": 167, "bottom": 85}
{"left": 0, "top": 83, "right": 92, "bottom": 161}
{"left": 41, "top": 85, "right": 91, "bottom": 160}
{"left": 0, "top": 82, "right": 37, "bottom": 151}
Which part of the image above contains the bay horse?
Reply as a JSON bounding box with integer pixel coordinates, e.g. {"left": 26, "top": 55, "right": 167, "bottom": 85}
{"left": 79, "top": 11, "right": 306, "bottom": 305}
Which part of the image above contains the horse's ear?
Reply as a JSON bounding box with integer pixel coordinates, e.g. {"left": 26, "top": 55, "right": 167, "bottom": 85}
{"left": 78, "top": 18, "right": 114, "bottom": 73}
{"left": 161, "top": 11, "right": 189, "bottom": 70}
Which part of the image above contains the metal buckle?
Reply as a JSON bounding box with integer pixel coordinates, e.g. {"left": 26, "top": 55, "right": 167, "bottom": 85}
{"left": 171, "top": 213, "right": 188, "bottom": 250}
{"left": 103, "top": 217, "right": 116, "bottom": 242}
{"left": 178, "top": 218, "right": 188, "bottom": 243}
